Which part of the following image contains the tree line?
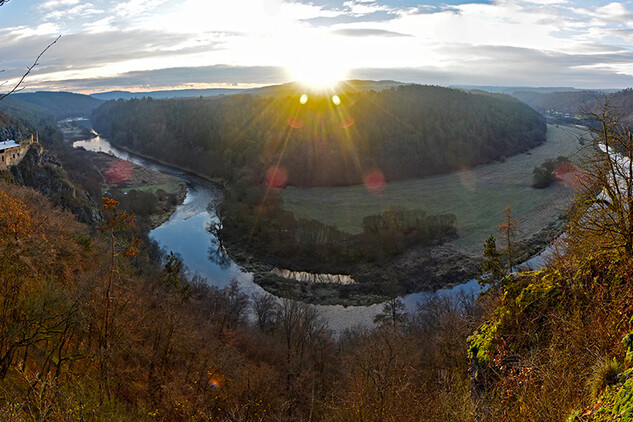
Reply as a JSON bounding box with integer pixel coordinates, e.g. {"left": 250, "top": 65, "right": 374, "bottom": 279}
{"left": 92, "top": 84, "right": 546, "bottom": 188}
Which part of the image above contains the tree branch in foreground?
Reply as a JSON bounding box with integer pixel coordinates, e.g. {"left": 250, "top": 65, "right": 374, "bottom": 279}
{"left": 0, "top": 35, "right": 61, "bottom": 101}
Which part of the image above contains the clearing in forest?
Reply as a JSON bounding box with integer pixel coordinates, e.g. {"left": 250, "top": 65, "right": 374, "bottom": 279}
{"left": 282, "top": 124, "right": 586, "bottom": 255}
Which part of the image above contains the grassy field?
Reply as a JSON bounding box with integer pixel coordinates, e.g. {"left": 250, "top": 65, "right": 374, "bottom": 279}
{"left": 282, "top": 124, "right": 587, "bottom": 255}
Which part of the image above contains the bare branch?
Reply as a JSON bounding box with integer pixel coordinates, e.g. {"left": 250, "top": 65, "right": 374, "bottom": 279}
{"left": 571, "top": 98, "right": 633, "bottom": 255}
{"left": 0, "top": 35, "right": 61, "bottom": 102}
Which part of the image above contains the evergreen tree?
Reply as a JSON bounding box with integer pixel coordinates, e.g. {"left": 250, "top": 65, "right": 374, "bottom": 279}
{"left": 479, "top": 235, "right": 505, "bottom": 288}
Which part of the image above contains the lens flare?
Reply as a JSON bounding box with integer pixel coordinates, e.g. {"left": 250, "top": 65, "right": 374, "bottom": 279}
{"left": 332, "top": 95, "right": 341, "bottom": 105}
{"left": 554, "top": 162, "right": 579, "bottom": 188}
{"left": 287, "top": 117, "right": 304, "bottom": 129}
{"left": 104, "top": 161, "right": 133, "bottom": 185}
{"left": 457, "top": 166, "right": 476, "bottom": 192}
{"left": 364, "top": 170, "right": 386, "bottom": 194}
{"left": 340, "top": 117, "right": 355, "bottom": 129}
{"left": 266, "top": 166, "right": 288, "bottom": 188}
{"left": 300, "top": 94, "right": 308, "bottom": 104}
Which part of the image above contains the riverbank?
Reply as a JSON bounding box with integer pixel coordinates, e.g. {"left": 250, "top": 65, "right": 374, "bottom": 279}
{"left": 112, "top": 143, "right": 227, "bottom": 189}
{"left": 74, "top": 148, "right": 187, "bottom": 230}
{"left": 88, "top": 126, "right": 575, "bottom": 307}
{"left": 224, "top": 212, "right": 566, "bottom": 306}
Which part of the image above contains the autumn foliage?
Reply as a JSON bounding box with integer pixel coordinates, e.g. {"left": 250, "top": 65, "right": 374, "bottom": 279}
{"left": 0, "top": 181, "right": 488, "bottom": 421}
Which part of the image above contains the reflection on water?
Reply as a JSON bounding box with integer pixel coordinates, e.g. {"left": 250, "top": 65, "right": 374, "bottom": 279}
{"left": 74, "top": 135, "right": 184, "bottom": 176}
{"left": 272, "top": 268, "right": 356, "bottom": 285}
{"left": 74, "top": 135, "right": 502, "bottom": 332}
{"left": 208, "top": 244, "right": 232, "bottom": 270}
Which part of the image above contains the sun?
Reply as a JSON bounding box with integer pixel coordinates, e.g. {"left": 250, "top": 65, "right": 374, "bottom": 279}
{"left": 286, "top": 49, "right": 349, "bottom": 91}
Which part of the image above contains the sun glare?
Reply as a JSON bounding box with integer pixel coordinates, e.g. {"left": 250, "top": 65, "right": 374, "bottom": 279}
{"left": 287, "top": 54, "right": 349, "bottom": 91}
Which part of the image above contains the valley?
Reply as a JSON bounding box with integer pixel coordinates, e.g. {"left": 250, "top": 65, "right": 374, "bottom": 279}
{"left": 282, "top": 124, "right": 586, "bottom": 255}
{"left": 4, "top": 0, "right": 633, "bottom": 417}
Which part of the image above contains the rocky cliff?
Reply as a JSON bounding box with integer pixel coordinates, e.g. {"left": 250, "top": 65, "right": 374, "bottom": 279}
{"left": 7, "top": 145, "right": 100, "bottom": 225}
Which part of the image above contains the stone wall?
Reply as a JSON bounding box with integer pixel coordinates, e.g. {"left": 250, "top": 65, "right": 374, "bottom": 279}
{"left": 0, "top": 142, "right": 31, "bottom": 170}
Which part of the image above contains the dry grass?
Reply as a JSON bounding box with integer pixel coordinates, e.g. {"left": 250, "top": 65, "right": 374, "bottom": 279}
{"left": 282, "top": 124, "right": 586, "bottom": 255}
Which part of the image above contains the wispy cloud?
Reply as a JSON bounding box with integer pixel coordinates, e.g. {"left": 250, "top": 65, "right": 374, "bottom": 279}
{"left": 114, "top": 0, "right": 170, "bottom": 17}
{"left": 303, "top": 10, "right": 400, "bottom": 26}
{"left": 41, "top": 0, "right": 80, "bottom": 9}
{"left": 24, "top": 65, "right": 289, "bottom": 92}
{"left": 2, "top": 0, "right": 633, "bottom": 91}
{"left": 44, "top": 3, "right": 103, "bottom": 22}
{"left": 332, "top": 28, "right": 411, "bottom": 37}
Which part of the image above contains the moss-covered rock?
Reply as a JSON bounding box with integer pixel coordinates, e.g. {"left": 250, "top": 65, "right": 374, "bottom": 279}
{"left": 468, "top": 308, "right": 507, "bottom": 368}
{"left": 467, "top": 269, "right": 561, "bottom": 370}
{"left": 568, "top": 368, "right": 633, "bottom": 421}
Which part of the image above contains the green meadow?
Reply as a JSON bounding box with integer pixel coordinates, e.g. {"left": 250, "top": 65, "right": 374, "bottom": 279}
{"left": 282, "top": 124, "right": 587, "bottom": 255}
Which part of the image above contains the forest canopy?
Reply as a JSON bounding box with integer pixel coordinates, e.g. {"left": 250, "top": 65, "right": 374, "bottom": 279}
{"left": 92, "top": 84, "right": 547, "bottom": 187}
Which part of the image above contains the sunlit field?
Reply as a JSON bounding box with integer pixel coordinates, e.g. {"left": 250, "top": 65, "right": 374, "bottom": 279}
{"left": 282, "top": 124, "right": 586, "bottom": 255}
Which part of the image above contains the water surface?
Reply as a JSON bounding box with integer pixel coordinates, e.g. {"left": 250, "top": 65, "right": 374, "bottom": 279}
{"left": 75, "top": 135, "right": 490, "bottom": 331}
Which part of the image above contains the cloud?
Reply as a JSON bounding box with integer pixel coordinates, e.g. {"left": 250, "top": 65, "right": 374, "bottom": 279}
{"left": 302, "top": 10, "right": 399, "bottom": 26}
{"left": 44, "top": 3, "right": 103, "bottom": 22}
{"left": 4, "top": 0, "right": 633, "bottom": 92}
{"left": 114, "top": 0, "right": 170, "bottom": 17}
{"left": 332, "top": 28, "right": 411, "bottom": 37}
{"left": 358, "top": 44, "right": 633, "bottom": 88}
{"left": 24, "top": 65, "right": 289, "bottom": 92}
{"left": 0, "top": 28, "right": 227, "bottom": 81}
{"left": 350, "top": 63, "right": 633, "bottom": 89}
{"left": 41, "top": 0, "right": 80, "bottom": 9}
{"left": 9, "top": 23, "right": 61, "bottom": 38}
{"left": 26, "top": 40, "right": 633, "bottom": 93}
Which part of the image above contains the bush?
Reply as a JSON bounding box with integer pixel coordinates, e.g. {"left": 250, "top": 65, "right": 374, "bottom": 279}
{"left": 532, "top": 155, "right": 569, "bottom": 188}
{"left": 589, "top": 358, "right": 624, "bottom": 399}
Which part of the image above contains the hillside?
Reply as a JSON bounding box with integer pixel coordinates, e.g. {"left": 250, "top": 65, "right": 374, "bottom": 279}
{"left": 4, "top": 92, "right": 633, "bottom": 422}
{"left": 0, "top": 91, "right": 103, "bottom": 124}
{"left": 512, "top": 90, "right": 603, "bottom": 114}
{"left": 90, "top": 88, "right": 245, "bottom": 101}
{"left": 511, "top": 89, "right": 633, "bottom": 127}
{"left": 92, "top": 83, "right": 546, "bottom": 187}
{"left": 607, "top": 88, "right": 633, "bottom": 123}
{"left": 0, "top": 177, "right": 484, "bottom": 421}
{"left": 455, "top": 85, "right": 580, "bottom": 94}
{"left": 247, "top": 79, "right": 405, "bottom": 97}
{"left": 0, "top": 109, "right": 31, "bottom": 142}
{"left": 465, "top": 101, "right": 633, "bottom": 420}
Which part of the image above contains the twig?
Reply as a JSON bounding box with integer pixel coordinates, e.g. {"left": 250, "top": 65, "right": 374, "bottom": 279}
{"left": 0, "top": 35, "right": 61, "bottom": 101}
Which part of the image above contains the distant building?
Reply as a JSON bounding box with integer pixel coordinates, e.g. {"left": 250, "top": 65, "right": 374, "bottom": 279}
{"left": 0, "top": 137, "right": 32, "bottom": 169}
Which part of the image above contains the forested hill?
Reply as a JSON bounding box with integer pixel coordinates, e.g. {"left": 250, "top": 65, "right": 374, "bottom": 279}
{"left": 512, "top": 90, "right": 603, "bottom": 114}
{"left": 0, "top": 110, "right": 31, "bottom": 141}
{"left": 92, "top": 84, "right": 546, "bottom": 187}
{"left": 512, "top": 88, "right": 633, "bottom": 123}
{"left": 0, "top": 91, "right": 103, "bottom": 125}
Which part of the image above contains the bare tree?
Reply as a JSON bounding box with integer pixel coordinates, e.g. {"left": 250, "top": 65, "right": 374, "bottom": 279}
{"left": 571, "top": 100, "right": 633, "bottom": 255}
{"left": 499, "top": 206, "right": 518, "bottom": 271}
{"left": 251, "top": 291, "right": 278, "bottom": 332}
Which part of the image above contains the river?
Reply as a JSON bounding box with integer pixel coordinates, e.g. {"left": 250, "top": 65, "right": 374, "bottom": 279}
{"left": 75, "top": 133, "right": 495, "bottom": 331}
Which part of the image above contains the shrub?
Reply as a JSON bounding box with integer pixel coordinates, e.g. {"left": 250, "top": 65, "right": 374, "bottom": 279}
{"left": 589, "top": 357, "right": 623, "bottom": 399}
{"left": 532, "top": 155, "right": 569, "bottom": 188}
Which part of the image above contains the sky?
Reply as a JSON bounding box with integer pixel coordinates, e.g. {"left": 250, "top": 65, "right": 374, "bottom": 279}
{"left": 2, "top": 0, "right": 633, "bottom": 93}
